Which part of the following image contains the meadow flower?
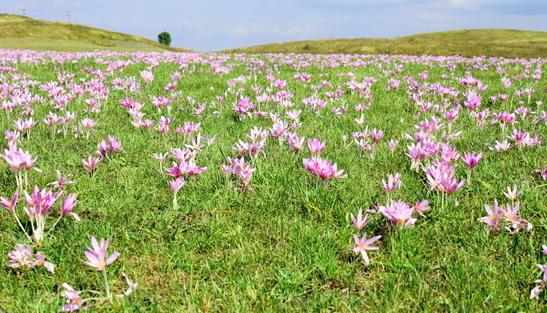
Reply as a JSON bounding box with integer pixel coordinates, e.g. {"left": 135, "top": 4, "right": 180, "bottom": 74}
{"left": 307, "top": 138, "right": 325, "bottom": 155}
{"left": 352, "top": 234, "right": 381, "bottom": 265}
{"left": 378, "top": 200, "right": 416, "bottom": 227}
{"left": 168, "top": 177, "right": 185, "bottom": 209}
{"left": 489, "top": 139, "right": 511, "bottom": 152}
{"left": 478, "top": 199, "right": 504, "bottom": 231}
{"left": 222, "top": 157, "right": 256, "bottom": 190}
{"left": 382, "top": 172, "right": 401, "bottom": 193}
{"left": 1, "top": 190, "right": 18, "bottom": 212}
{"left": 413, "top": 200, "right": 430, "bottom": 217}
{"left": 140, "top": 70, "right": 154, "bottom": 84}
{"left": 424, "top": 160, "right": 465, "bottom": 195}
{"left": 82, "top": 155, "right": 102, "bottom": 176}
{"left": 60, "top": 194, "right": 79, "bottom": 220}
{"left": 530, "top": 264, "right": 547, "bottom": 300}
{"left": 503, "top": 185, "right": 520, "bottom": 202}
{"left": 49, "top": 170, "right": 76, "bottom": 190}
{"left": 303, "top": 157, "right": 347, "bottom": 182}
{"left": 8, "top": 243, "right": 55, "bottom": 273}
{"left": 350, "top": 208, "right": 370, "bottom": 232}
{"left": 60, "top": 283, "right": 83, "bottom": 312}
{"left": 461, "top": 152, "right": 483, "bottom": 170}
{"left": 84, "top": 237, "right": 120, "bottom": 272}
{"left": 84, "top": 236, "right": 120, "bottom": 300}
{"left": 388, "top": 139, "right": 399, "bottom": 151}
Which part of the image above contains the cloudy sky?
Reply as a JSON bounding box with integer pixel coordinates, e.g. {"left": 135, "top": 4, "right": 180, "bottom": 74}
{"left": 2, "top": 0, "right": 546, "bottom": 51}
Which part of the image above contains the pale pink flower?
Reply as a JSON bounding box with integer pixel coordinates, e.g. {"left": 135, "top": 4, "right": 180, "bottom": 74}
{"left": 84, "top": 237, "right": 120, "bottom": 272}
{"left": 303, "top": 157, "right": 347, "bottom": 181}
{"left": 307, "top": 138, "right": 325, "bottom": 155}
{"left": 350, "top": 208, "right": 370, "bottom": 232}
{"left": 352, "top": 234, "right": 381, "bottom": 265}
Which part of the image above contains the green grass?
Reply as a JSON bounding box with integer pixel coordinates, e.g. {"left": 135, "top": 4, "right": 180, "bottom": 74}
{"left": 0, "top": 14, "right": 189, "bottom": 52}
{"left": 227, "top": 29, "right": 547, "bottom": 58}
{"left": 0, "top": 53, "right": 545, "bottom": 312}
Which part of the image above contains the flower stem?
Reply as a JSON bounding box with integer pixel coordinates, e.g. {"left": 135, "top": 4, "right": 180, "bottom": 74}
{"left": 103, "top": 269, "right": 111, "bottom": 300}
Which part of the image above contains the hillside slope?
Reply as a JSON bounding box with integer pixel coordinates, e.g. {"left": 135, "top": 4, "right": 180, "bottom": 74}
{"left": 0, "top": 14, "right": 188, "bottom": 52}
{"left": 227, "top": 29, "right": 547, "bottom": 58}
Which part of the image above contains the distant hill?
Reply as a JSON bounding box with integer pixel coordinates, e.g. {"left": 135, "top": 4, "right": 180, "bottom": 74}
{"left": 0, "top": 14, "right": 189, "bottom": 52}
{"left": 227, "top": 29, "right": 547, "bottom": 58}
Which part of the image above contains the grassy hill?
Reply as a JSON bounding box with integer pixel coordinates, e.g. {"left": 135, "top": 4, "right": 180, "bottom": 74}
{"left": 227, "top": 29, "right": 547, "bottom": 58}
{"left": 0, "top": 14, "right": 189, "bottom": 52}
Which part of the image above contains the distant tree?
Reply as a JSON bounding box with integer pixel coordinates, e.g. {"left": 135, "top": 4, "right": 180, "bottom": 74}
{"left": 158, "top": 32, "right": 172, "bottom": 46}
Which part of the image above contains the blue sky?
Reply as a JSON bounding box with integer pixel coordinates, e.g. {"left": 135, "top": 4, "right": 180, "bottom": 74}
{"left": 2, "top": 0, "right": 547, "bottom": 51}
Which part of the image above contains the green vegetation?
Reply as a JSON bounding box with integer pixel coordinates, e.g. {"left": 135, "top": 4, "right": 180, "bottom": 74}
{"left": 227, "top": 29, "right": 547, "bottom": 58}
{"left": 0, "top": 52, "right": 545, "bottom": 312}
{"left": 158, "top": 32, "right": 172, "bottom": 47}
{"left": 0, "top": 14, "right": 189, "bottom": 52}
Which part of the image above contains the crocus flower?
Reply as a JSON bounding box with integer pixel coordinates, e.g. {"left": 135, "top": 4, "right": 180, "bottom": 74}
{"left": 140, "top": 70, "right": 154, "bottom": 84}
{"left": 8, "top": 243, "right": 55, "bottom": 273}
{"left": 461, "top": 152, "right": 483, "bottom": 170}
{"left": 84, "top": 237, "right": 120, "bottom": 272}
{"left": 49, "top": 170, "right": 76, "bottom": 190}
{"left": 82, "top": 155, "right": 102, "bottom": 175}
{"left": 503, "top": 185, "right": 520, "bottom": 202}
{"left": 0, "top": 191, "right": 18, "bottom": 212}
{"left": 478, "top": 199, "right": 504, "bottom": 231}
{"left": 350, "top": 208, "right": 370, "bottom": 232}
{"left": 378, "top": 200, "right": 417, "bottom": 227}
{"left": 303, "top": 157, "right": 347, "bottom": 182}
{"left": 530, "top": 264, "right": 547, "bottom": 300}
{"left": 352, "top": 234, "right": 381, "bottom": 265}
{"left": 60, "top": 283, "right": 83, "bottom": 312}
{"left": 169, "top": 177, "right": 185, "bottom": 209}
{"left": 60, "top": 194, "right": 79, "bottom": 221}
{"left": 307, "top": 138, "right": 326, "bottom": 155}
{"left": 382, "top": 172, "right": 401, "bottom": 193}
{"left": 413, "top": 200, "right": 430, "bottom": 217}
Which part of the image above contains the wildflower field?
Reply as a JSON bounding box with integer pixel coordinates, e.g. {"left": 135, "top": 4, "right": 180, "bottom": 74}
{"left": 0, "top": 50, "right": 545, "bottom": 312}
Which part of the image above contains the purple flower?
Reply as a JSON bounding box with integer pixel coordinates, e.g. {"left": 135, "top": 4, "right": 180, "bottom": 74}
{"left": 461, "top": 152, "right": 483, "bottom": 170}
{"left": 378, "top": 200, "right": 417, "bottom": 227}
{"left": 84, "top": 237, "right": 120, "bottom": 271}
{"left": 303, "top": 157, "right": 347, "bottom": 182}
{"left": 350, "top": 208, "right": 370, "bottom": 232}
{"left": 352, "top": 234, "right": 381, "bottom": 265}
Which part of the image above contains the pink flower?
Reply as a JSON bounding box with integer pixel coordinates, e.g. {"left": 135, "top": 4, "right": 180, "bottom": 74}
{"left": 0, "top": 191, "right": 18, "bottom": 213}
{"left": 530, "top": 264, "right": 547, "bottom": 299}
{"left": 84, "top": 237, "right": 120, "bottom": 271}
{"left": 413, "top": 200, "right": 430, "bottom": 216}
{"left": 168, "top": 177, "right": 185, "bottom": 194}
{"left": 303, "top": 157, "right": 347, "bottom": 181}
{"left": 82, "top": 155, "right": 102, "bottom": 175}
{"left": 461, "top": 152, "right": 483, "bottom": 170}
{"left": 478, "top": 199, "right": 504, "bottom": 231}
{"left": 378, "top": 200, "right": 417, "bottom": 227}
{"left": 352, "top": 234, "right": 381, "bottom": 265}
{"left": 60, "top": 283, "right": 83, "bottom": 312}
{"left": 1, "top": 148, "right": 37, "bottom": 172}
{"left": 464, "top": 91, "right": 481, "bottom": 110}
{"left": 60, "top": 194, "right": 79, "bottom": 221}
{"left": 307, "top": 138, "right": 326, "bottom": 155}
{"left": 424, "top": 160, "right": 465, "bottom": 194}
{"left": 140, "top": 70, "right": 154, "bottom": 84}
{"left": 8, "top": 244, "right": 55, "bottom": 273}
{"left": 350, "top": 208, "right": 370, "bottom": 232}
{"left": 49, "top": 170, "right": 76, "bottom": 190}
{"left": 382, "top": 172, "right": 401, "bottom": 192}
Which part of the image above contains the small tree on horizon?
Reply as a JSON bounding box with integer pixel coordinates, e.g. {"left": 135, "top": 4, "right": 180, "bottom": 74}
{"left": 158, "top": 32, "right": 172, "bottom": 46}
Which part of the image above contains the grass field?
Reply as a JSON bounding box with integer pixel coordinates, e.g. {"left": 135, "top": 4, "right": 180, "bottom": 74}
{"left": 0, "top": 50, "right": 545, "bottom": 312}
{"left": 227, "top": 29, "right": 547, "bottom": 58}
{"left": 0, "top": 14, "right": 187, "bottom": 52}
